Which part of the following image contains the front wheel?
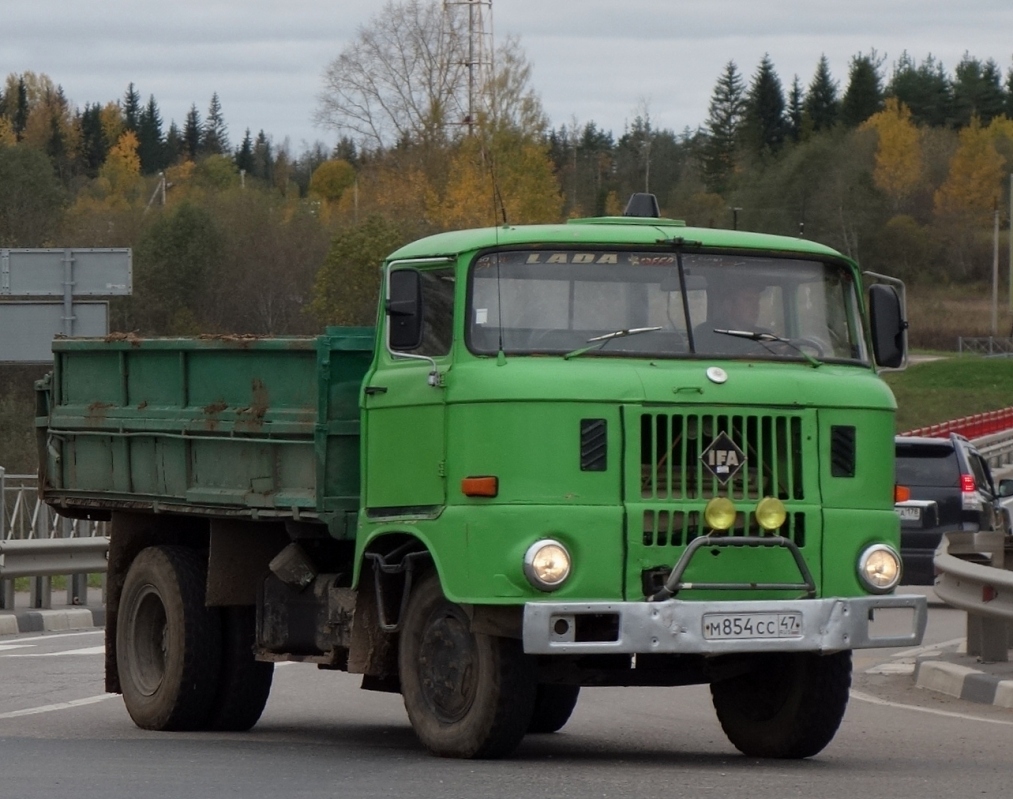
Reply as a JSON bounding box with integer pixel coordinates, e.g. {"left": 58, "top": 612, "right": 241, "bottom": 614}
{"left": 398, "top": 573, "right": 537, "bottom": 758}
{"left": 710, "top": 650, "right": 852, "bottom": 759}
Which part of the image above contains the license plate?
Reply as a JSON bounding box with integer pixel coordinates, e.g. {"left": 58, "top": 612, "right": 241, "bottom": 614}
{"left": 702, "top": 612, "right": 803, "bottom": 640}
{"left": 897, "top": 506, "right": 921, "bottom": 521}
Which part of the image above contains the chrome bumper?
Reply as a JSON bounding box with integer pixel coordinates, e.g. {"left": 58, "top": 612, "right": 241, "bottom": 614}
{"left": 522, "top": 594, "right": 928, "bottom": 655}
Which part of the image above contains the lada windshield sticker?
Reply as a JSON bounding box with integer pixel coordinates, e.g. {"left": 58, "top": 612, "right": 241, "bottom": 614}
{"left": 700, "top": 432, "right": 746, "bottom": 485}
{"left": 524, "top": 252, "right": 618, "bottom": 264}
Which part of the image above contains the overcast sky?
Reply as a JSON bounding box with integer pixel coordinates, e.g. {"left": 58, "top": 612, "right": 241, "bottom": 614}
{"left": 4, "top": 1, "right": 1013, "bottom": 153}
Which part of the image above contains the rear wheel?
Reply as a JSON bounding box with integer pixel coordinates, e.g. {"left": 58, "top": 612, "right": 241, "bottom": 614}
{"left": 710, "top": 650, "right": 852, "bottom": 759}
{"left": 117, "top": 546, "right": 222, "bottom": 731}
{"left": 208, "top": 606, "right": 274, "bottom": 731}
{"left": 399, "top": 573, "right": 537, "bottom": 758}
{"left": 527, "top": 684, "right": 580, "bottom": 734}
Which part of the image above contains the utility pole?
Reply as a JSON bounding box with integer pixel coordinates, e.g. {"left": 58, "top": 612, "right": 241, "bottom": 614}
{"left": 444, "top": 0, "right": 493, "bottom": 135}
{"left": 993, "top": 198, "right": 1000, "bottom": 335}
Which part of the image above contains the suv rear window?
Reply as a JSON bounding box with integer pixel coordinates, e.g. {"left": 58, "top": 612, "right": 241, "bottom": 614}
{"left": 895, "top": 444, "right": 958, "bottom": 487}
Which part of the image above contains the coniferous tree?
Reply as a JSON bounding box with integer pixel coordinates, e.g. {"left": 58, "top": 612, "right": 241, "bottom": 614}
{"left": 251, "top": 130, "right": 273, "bottom": 182}
{"left": 952, "top": 54, "right": 1005, "bottom": 127}
{"left": 332, "top": 136, "right": 359, "bottom": 166}
{"left": 1005, "top": 64, "right": 1013, "bottom": 120}
{"left": 78, "top": 102, "right": 108, "bottom": 176}
{"left": 201, "top": 92, "right": 229, "bottom": 156}
{"left": 887, "top": 53, "right": 953, "bottom": 127}
{"left": 840, "top": 51, "right": 885, "bottom": 127}
{"left": 123, "top": 83, "right": 142, "bottom": 132}
{"left": 164, "top": 122, "right": 184, "bottom": 165}
{"left": 787, "top": 76, "right": 804, "bottom": 142}
{"left": 183, "top": 105, "right": 201, "bottom": 160}
{"left": 702, "top": 61, "right": 745, "bottom": 194}
{"left": 137, "top": 95, "right": 164, "bottom": 174}
{"left": 741, "top": 54, "right": 788, "bottom": 158}
{"left": 235, "top": 128, "right": 255, "bottom": 175}
{"left": 13, "top": 77, "right": 28, "bottom": 140}
{"left": 804, "top": 56, "right": 840, "bottom": 132}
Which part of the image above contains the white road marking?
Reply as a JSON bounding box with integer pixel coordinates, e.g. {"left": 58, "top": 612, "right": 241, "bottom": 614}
{"left": 7, "top": 631, "right": 103, "bottom": 644}
{"left": 1, "top": 646, "right": 104, "bottom": 658}
{"left": 851, "top": 689, "right": 1013, "bottom": 725}
{"left": 0, "top": 645, "right": 34, "bottom": 652}
{"left": 0, "top": 694, "right": 116, "bottom": 720}
{"left": 891, "top": 637, "right": 964, "bottom": 658}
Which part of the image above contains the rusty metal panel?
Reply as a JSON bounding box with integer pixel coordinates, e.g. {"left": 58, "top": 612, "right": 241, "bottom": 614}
{"left": 39, "top": 328, "right": 375, "bottom": 525}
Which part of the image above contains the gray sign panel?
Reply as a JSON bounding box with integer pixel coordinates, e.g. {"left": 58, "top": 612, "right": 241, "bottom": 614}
{"left": 0, "top": 302, "right": 109, "bottom": 362}
{"left": 0, "top": 249, "right": 132, "bottom": 296}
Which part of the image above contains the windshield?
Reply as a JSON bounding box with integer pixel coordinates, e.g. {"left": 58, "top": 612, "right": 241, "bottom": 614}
{"left": 467, "top": 250, "right": 868, "bottom": 363}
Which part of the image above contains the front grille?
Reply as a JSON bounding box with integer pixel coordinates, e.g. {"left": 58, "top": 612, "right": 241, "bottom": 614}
{"left": 639, "top": 412, "right": 805, "bottom": 500}
{"left": 641, "top": 508, "right": 807, "bottom": 547}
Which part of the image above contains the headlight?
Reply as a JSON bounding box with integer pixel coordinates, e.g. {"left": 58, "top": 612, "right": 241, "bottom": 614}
{"left": 858, "top": 544, "right": 902, "bottom": 593}
{"left": 524, "top": 540, "right": 571, "bottom": 591}
{"left": 755, "top": 497, "right": 787, "bottom": 531}
{"left": 704, "top": 497, "right": 736, "bottom": 531}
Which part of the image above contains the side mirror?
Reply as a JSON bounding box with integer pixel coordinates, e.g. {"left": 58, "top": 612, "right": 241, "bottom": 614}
{"left": 999, "top": 479, "right": 1013, "bottom": 498}
{"left": 869, "top": 284, "right": 906, "bottom": 368}
{"left": 387, "top": 269, "right": 423, "bottom": 351}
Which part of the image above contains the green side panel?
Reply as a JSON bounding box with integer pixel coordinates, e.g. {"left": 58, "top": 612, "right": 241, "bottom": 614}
{"left": 42, "top": 330, "right": 374, "bottom": 522}
{"left": 445, "top": 401, "right": 621, "bottom": 506}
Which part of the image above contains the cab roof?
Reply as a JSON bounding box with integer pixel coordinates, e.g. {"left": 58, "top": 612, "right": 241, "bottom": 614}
{"left": 386, "top": 217, "right": 850, "bottom": 264}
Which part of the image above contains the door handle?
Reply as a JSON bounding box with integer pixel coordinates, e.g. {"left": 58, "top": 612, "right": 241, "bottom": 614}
{"left": 365, "top": 386, "right": 388, "bottom": 395}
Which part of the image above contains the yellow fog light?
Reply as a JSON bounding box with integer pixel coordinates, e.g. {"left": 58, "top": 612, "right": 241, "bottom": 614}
{"left": 524, "top": 540, "right": 571, "bottom": 591}
{"left": 858, "top": 544, "right": 902, "bottom": 593}
{"left": 755, "top": 497, "right": 787, "bottom": 531}
{"left": 704, "top": 497, "right": 736, "bottom": 531}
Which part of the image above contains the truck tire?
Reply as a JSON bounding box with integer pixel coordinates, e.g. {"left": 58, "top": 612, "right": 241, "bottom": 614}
{"left": 399, "top": 573, "right": 537, "bottom": 758}
{"left": 208, "top": 606, "right": 274, "bottom": 731}
{"left": 117, "top": 546, "right": 222, "bottom": 731}
{"left": 710, "top": 650, "right": 852, "bottom": 759}
{"left": 527, "top": 684, "right": 580, "bottom": 733}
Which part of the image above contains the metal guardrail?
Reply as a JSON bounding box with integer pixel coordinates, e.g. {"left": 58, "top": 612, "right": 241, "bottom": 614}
{"left": 0, "top": 468, "right": 108, "bottom": 611}
{"left": 958, "top": 336, "right": 1013, "bottom": 358}
{"left": 934, "top": 530, "right": 1013, "bottom": 662}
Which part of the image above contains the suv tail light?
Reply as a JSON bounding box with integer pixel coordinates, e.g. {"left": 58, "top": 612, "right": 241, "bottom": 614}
{"left": 960, "top": 473, "right": 983, "bottom": 511}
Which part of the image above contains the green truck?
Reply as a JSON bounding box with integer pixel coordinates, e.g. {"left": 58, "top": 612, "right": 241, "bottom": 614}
{"left": 37, "top": 194, "right": 927, "bottom": 759}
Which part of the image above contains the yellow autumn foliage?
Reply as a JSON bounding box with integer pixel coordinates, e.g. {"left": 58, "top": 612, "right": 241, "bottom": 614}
{"left": 861, "top": 98, "right": 922, "bottom": 205}
{"left": 430, "top": 133, "right": 563, "bottom": 230}
{"left": 934, "top": 117, "right": 1005, "bottom": 223}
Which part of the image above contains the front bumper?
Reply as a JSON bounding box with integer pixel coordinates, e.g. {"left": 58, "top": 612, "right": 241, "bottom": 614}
{"left": 522, "top": 594, "right": 927, "bottom": 655}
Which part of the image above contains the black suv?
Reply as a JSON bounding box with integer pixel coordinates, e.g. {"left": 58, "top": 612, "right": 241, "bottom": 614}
{"left": 894, "top": 434, "right": 1011, "bottom": 585}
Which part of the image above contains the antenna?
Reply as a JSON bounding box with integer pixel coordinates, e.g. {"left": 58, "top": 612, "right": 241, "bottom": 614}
{"left": 444, "top": 0, "right": 493, "bottom": 135}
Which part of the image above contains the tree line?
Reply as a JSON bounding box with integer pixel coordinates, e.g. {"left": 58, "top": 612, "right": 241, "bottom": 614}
{"left": 3, "top": 0, "right": 1013, "bottom": 345}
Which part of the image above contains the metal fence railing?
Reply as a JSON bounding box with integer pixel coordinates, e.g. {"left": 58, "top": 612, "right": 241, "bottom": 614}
{"left": 0, "top": 468, "right": 109, "bottom": 611}
{"left": 958, "top": 337, "right": 1013, "bottom": 358}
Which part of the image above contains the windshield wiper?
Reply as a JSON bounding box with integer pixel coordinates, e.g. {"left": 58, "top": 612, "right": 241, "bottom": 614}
{"left": 564, "top": 326, "right": 663, "bottom": 360}
{"left": 712, "top": 329, "right": 823, "bottom": 367}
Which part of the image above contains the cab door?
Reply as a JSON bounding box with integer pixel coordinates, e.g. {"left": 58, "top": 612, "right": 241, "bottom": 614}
{"left": 362, "top": 266, "right": 455, "bottom": 512}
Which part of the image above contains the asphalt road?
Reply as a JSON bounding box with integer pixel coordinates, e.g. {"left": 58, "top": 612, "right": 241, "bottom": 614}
{"left": 0, "top": 600, "right": 1010, "bottom": 799}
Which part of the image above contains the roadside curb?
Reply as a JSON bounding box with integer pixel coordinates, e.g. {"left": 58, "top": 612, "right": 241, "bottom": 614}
{"left": 0, "top": 607, "right": 105, "bottom": 636}
{"left": 914, "top": 656, "right": 1013, "bottom": 708}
